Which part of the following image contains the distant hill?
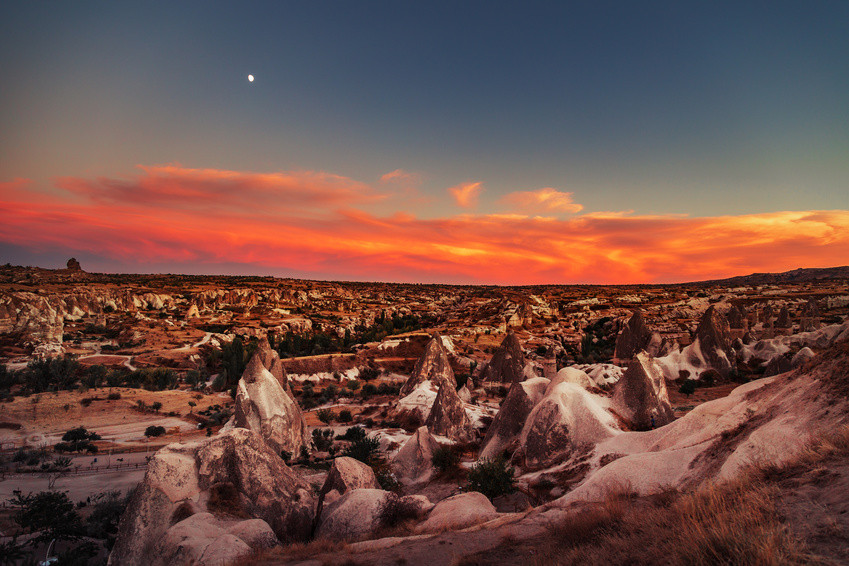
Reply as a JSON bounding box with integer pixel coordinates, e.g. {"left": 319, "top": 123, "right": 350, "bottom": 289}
{"left": 694, "top": 266, "right": 849, "bottom": 286}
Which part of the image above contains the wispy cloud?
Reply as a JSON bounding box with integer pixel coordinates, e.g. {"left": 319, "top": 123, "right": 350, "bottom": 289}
{"left": 1, "top": 167, "right": 848, "bottom": 284}
{"left": 500, "top": 187, "right": 583, "bottom": 214}
{"left": 448, "top": 181, "right": 483, "bottom": 209}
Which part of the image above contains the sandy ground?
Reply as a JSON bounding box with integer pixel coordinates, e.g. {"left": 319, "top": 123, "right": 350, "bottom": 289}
{"left": 0, "top": 387, "right": 231, "bottom": 447}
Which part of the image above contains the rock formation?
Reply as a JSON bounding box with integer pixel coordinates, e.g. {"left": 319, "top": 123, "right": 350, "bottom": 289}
{"left": 415, "top": 492, "right": 499, "bottom": 534}
{"left": 66, "top": 257, "right": 82, "bottom": 271}
{"left": 613, "top": 310, "right": 653, "bottom": 360}
{"left": 776, "top": 305, "right": 791, "bottom": 329}
{"left": 109, "top": 428, "right": 314, "bottom": 565}
{"left": 693, "top": 305, "right": 734, "bottom": 377}
{"left": 316, "top": 456, "right": 380, "bottom": 526}
{"left": 316, "top": 489, "right": 393, "bottom": 542}
{"left": 425, "top": 381, "right": 472, "bottom": 441}
{"left": 399, "top": 333, "right": 457, "bottom": 396}
{"left": 479, "top": 377, "right": 549, "bottom": 460}
{"left": 392, "top": 426, "right": 441, "bottom": 485}
{"left": 515, "top": 379, "right": 620, "bottom": 470}
{"left": 480, "top": 330, "right": 525, "bottom": 383}
{"left": 233, "top": 351, "right": 308, "bottom": 457}
{"left": 611, "top": 352, "right": 674, "bottom": 430}
{"left": 727, "top": 305, "right": 745, "bottom": 329}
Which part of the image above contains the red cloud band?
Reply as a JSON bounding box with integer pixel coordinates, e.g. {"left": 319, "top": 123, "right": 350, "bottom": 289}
{"left": 1, "top": 168, "right": 847, "bottom": 284}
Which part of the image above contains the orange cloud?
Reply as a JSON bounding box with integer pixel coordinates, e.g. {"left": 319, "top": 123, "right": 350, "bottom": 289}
{"left": 1, "top": 168, "right": 848, "bottom": 284}
{"left": 500, "top": 187, "right": 583, "bottom": 214}
{"left": 448, "top": 182, "right": 483, "bottom": 208}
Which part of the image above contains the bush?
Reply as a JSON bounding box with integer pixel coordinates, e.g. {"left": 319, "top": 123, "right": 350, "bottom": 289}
{"left": 467, "top": 456, "right": 515, "bottom": 500}
{"left": 343, "top": 435, "right": 381, "bottom": 466}
{"left": 359, "top": 367, "right": 380, "bottom": 382}
{"left": 679, "top": 379, "right": 697, "bottom": 397}
{"left": 317, "top": 408, "right": 334, "bottom": 424}
{"left": 432, "top": 445, "right": 461, "bottom": 474}
{"left": 346, "top": 379, "right": 361, "bottom": 391}
{"left": 144, "top": 425, "right": 166, "bottom": 438}
{"left": 338, "top": 409, "right": 353, "bottom": 423}
{"left": 312, "top": 428, "right": 335, "bottom": 451}
{"left": 339, "top": 426, "right": 367, "bottom": 442}
{"left": 107, "top": 392, "right": 121, "bottom": 400}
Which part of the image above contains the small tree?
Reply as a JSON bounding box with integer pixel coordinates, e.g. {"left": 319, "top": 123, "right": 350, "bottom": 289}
{"left": 432, "top": 445, "right": 461, "bottom": 475}
{"left": 317, "top": 408, "right": 334, "bottom": 424}
{"left": 151, "top": 401, "right": 163, "bottom": 413}
{"left": 467, "top": 457, "right": 515, "bottom": 501}
{"left": 346, "top": 379, "right": 361, "bottom": 392}
{"left": 144, "top": 425, "right": 166, "bottom": 438}
{"left": 338, "top": 409, "right": 353, "bottom": 423}
{"left": 679, "top": 379, "right": 697, "bottom": 397}
{"left": 188, "top": 401, "right": 197, "bottom": 413}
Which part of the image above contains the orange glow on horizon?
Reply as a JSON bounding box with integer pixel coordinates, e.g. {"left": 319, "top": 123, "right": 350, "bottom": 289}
{"left": 1, "top": 166, "right": 848, "bottom": 284}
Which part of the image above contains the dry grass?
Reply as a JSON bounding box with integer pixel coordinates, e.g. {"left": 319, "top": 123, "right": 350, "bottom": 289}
{"left": 464, "top": 428, "right": 849, "bottom": 566}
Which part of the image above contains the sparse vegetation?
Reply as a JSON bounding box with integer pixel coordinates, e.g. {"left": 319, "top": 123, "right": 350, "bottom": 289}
{"left": 466, "top": 456, "right": 515, "bottom": 500}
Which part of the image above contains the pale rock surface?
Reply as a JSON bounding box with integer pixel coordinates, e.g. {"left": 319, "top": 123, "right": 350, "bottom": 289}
{"left": 392, "top": 426, "right": 441, "bottom": 485}
{"left": 108, "top": 428, "right": 314, "bottom": 566}
{"left": 552, "top": 367, "right": 596, "bottom": 389}
{"left": 792, "top": 346, "right": 816, "bottom": 368}
{"left": 316, "top": 488, "right": 393, "bottom": 542}
{"left": 516, "top": 381, "right": 619, "bottom": 470}
{"left": 233, "top": 352, "right": 308, "bottom": 456}
{"left": 415, "top": 492, "right": 499, "bottom": 533}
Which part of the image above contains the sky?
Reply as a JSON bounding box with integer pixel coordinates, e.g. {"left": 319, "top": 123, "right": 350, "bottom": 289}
{"left": 1, "top": 1, "right": 847, "bottom": 284}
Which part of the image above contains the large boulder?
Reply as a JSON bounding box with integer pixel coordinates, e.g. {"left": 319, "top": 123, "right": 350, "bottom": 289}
{"left": 233, "top": 352, "right": 309, "bottom": 457}
{"left": 552, "top": 367, "right": 596, "bottom": 389}
{"left": 611, "top": 352, "right": 674, "bottom": 430}
{"left": 399, "top": 333, "right": 457, "bottom": 397}
{"left": 515, "top": 380, "right": 620, "bottom": 470}
{"left": 791, "top": 347, "right": 816, "bottom": 368}
{"left": 315, "top": 488, "right": 393, "bottom": 542}
{"left": 479, "top": 377, "right": 549, "bottom": 460}
{"left": 316, "top": 457, "right": 379, "bottom": 523}
{"left": 155, "top": 513, "right": 276, "bottom": 566}
{"left": 613, "top": 311, "right": 652, "bottom": 360}
{"left": 392, "top": 426, "right": 440, "bottom": 485}
{"left": 776, "top": 306, "right": 792, "bottom": 329}
{"left": 109, "top": 428, "right": 314, "bottom": 566}
{"left": 415, "top": 492, "right": 498, "bottom": 533}
{"left": 480, "top": 331, "right": 525, "bottom": 384}
{"left": 425, "top": 381, "right": 472, "bottom": 441}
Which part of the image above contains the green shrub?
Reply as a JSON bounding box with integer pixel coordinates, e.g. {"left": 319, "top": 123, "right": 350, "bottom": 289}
{"left": 338, "top": 409, "right": 353, "bottom": 423}
{"left": 679, "top": 379, "right": 697, "bottom": 397}
{"left": 317, "top": 408, "right": 334, "bottom": 424}
{"left": 339, "top": 426, "right": 366, "bottom": 442}
{"left": 312, "top": 428, "right": 335, "bottom": 451}
{"left": 432, "top": 445, "right": 461, "bottom": 474}
{"left": 467, "top": 456, "right": 515, "bottom": 500}
{"left": 144, "top": 425, "right": 166, "bottom": 438}
{"left": 343, "top": 435, "right": 381, "bottom": 466}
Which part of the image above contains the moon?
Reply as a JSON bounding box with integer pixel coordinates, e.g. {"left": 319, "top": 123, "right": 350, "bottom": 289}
{"left": 248, "top": 74, "right": 254, "bottom": 82}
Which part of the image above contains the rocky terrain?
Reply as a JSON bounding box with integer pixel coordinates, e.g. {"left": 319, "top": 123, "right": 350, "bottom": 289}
{"left": 0, "top": 261, "right": 848, "bottom": 565}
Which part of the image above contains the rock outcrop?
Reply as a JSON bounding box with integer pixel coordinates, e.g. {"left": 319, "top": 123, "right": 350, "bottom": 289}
{"left": 316, "top": 488, "right": 393, "bottom": 542}
{"left": 233, "top": 352, "right": 309, "bottom": 457}
{"left": 613, "top": 311, "right": 652, "bottom": 360}
{"left": 109, "top": 428, "right": 314, "bottom": 566}
{"left": 611, "top": 352, "right": 674, "bottom": 430}
{"left": 694, "top": 305, "right": 734, "bottom": 376}
{"left": 425, "top": 381, "right": 472, "bottom": 441}
{"left": 415, "top": 492, "right": 498, "bottom": 533}
{"left": 480, "top": 331, "right": 525, "bottom": 384}
{"left": 515, "top": 379, "right": 620, "bottom": 470}
{"left": 399, "top": 333, "right": 457, "bottom": 397}
{"left": 316, "top": 456, "right": 380, "bottom": 525}
{"left": 392, "top": 426, "right": 441, "bottom": 485}
{"left": 479, "top": 377, "right": 549, "bottom": 460}
{"left": 66, "top": 257, "right": 82, "bottom": 271}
